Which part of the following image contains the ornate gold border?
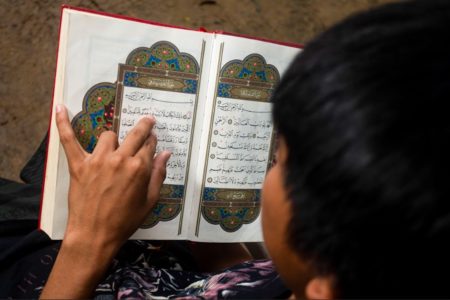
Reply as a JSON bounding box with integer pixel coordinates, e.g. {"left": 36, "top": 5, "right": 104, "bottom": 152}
{"left": 113, "top": 40, "right": 206, "bottom": 234}
{"left": 195, "top": 47, "right": 279, "bottom": 236}
{"left": 195, "top": 42, "right": 225, "bottom": 236}
{"left": 178, "top": 39, "right": 206, "bottom": 234}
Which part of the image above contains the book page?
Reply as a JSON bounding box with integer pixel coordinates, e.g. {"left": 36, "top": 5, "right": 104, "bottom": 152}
{"left": 45, "top": 8, "right": 213, "bottom": 239}
{"left": 113, "top": 41, "right": 205, "bottom": 238}
{"left": 189, "top": 35, "right": 300, "bottom": 242}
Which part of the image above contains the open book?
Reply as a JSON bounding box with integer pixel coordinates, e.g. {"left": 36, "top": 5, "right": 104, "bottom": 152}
{"left": 40, "top": 6, "right": 301, "bottom": 242}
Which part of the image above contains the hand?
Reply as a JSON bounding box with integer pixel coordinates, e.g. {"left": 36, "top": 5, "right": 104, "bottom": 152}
{"left": 41, "top": 104, "right": 170, "bottom": 298}
{"left": 59, "top": 104, "right": 170, "bottom": 250}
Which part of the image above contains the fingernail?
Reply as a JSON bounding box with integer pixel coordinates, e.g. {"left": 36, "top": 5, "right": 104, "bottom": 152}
{"left": 144, "top": 115, "right": 155, "bottom": 122}
{"left": 56, "top": 104, "right": 62, "bottom": 113}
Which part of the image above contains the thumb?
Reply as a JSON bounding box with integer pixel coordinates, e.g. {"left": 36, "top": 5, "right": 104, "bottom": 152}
{"left": 55, "top": 104, "right": 86, "bottom": 166}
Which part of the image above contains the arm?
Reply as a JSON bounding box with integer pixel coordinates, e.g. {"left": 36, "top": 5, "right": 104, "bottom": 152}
{"left": 40, "top": 104, "right": 170, "bottom": 299}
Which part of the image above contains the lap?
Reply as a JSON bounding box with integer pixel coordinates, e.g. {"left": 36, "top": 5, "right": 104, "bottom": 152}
{"left": 0, "top": 135, "right": 290, "bottom": 299}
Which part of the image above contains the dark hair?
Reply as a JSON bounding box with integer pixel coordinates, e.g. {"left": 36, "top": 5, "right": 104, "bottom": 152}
{"left": 272, "top": 0, "right": 450, "bottom": 297}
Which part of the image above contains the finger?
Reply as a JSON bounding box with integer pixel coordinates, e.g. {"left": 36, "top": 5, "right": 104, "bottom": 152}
{"left": 93, "top": 131, "right": 119, "bottom": 156}
{"left": 147, "top": 151, "right": 171, "bottom": 208}
{"left": 118, "top": 116, "right": 155, "bottom": 156}
{"left": 55, "top": 104, "right": 86, "bottom": 164}
{"left": 134, "top": 131, "right": 157, "bottom": 167}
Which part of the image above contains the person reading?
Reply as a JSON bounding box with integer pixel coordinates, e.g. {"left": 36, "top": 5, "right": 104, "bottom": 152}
{"left": 3, "top": 0, "right": 449, "bottom": 298}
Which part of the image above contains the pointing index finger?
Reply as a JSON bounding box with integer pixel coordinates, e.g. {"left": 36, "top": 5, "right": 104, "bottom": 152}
{"left": 118, "top": 116, "right": 156, "bottom": 157}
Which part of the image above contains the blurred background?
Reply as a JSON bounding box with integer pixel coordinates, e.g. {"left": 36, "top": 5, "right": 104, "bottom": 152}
{"left": 0, "top": 0, "right": 397, "bottom": 181}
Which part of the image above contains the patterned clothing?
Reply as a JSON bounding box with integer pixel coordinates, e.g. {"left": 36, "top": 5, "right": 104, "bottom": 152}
{"left": 0, "top": 135, "right": 291, "bottom": 299}
{"left": 0, "top": 228, "right": 289, "bottom": 299}
{"left": 95, "top": 240, "right": 289, "bottom": 299}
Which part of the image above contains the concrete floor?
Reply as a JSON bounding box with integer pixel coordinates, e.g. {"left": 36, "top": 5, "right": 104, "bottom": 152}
{"left": 0, "top": 0, "right": 396, "bottom": 181}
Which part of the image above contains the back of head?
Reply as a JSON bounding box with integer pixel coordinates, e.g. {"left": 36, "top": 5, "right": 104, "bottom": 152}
{"left": 272, "top": 0, "right": 450, "bottom": 297}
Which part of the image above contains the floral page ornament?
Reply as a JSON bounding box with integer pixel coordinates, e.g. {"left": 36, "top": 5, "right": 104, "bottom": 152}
{"left": 72, "top": 41, "right": 201, "bottom": 229}
{"left": 199, "top": 53, "right": 280, "bottom": 233}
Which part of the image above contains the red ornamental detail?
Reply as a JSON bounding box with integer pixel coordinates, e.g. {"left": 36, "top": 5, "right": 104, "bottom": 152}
{"left": 168, "top": 208, "right": 173, "bottom": 212}
{"left": 97, "top": 96, "right": 102, "bottom": 102}
{"left": 186, "top": 64, "right": 190, "bottom": 69}
{"left": 97, "top": 117, "right": 102, "bottom": 122}
{"left": 80, "top": 129, "right": 85, "bottom": 135}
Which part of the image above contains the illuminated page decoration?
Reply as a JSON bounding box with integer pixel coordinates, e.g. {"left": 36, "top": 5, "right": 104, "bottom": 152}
{"left": 73, "top": 41, "right": 202, "bottom": 229}
{"left": 115, "top": 41, "right": 201, "bottom": 229}
{"left": 198, "top": 52, "right": 280, "bottom": 233}
{"left": 41, "top": 5, "right": 301, "bottom": 241}
{"left": 72, "top": 83, "right": 116, "bottom": 153}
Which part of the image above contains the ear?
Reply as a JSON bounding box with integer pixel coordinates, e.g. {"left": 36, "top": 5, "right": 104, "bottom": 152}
{"left": 305, "top": 277, "right": 333, "bottom": 299}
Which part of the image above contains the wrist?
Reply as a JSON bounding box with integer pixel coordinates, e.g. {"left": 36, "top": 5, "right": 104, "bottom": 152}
{"left": 41, "top": 232, "right": 119, "bottom": 299}
{"left": 61, "top": 230, "right": 119, "bottom": 268}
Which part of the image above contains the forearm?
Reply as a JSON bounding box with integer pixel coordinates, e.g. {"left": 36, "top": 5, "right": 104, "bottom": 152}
{"left": 41, "top": 107, "right": 169, "bottom": 298}
{"left": 40, "top": 234, "right": 117, "bottom": 299}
